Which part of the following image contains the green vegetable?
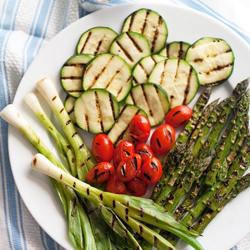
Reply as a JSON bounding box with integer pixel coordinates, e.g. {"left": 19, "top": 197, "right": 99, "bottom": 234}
{"left": 151, "top": 86, "right": 212, "bottom": 201}
{"left": 36, "top": 77, "right": 96, "bottom": 181}
{"left": 0, "top": 104, "right": 94, "bottom": 250}
{"left": 31, "top": 153, "right": 204, "bottom": 250}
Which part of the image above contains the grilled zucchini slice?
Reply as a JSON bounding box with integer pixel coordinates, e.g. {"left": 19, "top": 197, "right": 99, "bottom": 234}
{"left": 185, "top": 37, "right": 234, "bottom": 86}
{"left": 60, "top": 54, "right": 94, "bottom": 98}
{"left": 122, "top": 8, "right": 168, "bottom": 53}
{"left": 83, "top": 53, "right": 132, "bottom": 102}
{"left": 148, "top": 58, "right": 199, "bottom": 108}
{"left": 109, "top": 31, "right": 151, "bottom": 68}
{"left": 76, "top": 27, "right": 117, "bottom": 55}
{"left": 132, "top": 55, "right": 166, "bottom": 85}
{"left": 159, "top": 41, "right": 190, "bottom": 59}
{"left": 64, "top": 96, "right": 76, "bottom": 124}
{"left": 74, "top": 89, "right": 119, "bottom": 134}
{"left": 107, "top": 104, "right": 147, "bottom": 146}
{"left": 126, "top": 83, "right": 169, "bottom": 126}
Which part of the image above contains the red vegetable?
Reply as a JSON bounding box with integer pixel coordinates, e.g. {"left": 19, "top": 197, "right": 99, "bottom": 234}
{"left": 117, "top": 154, "right": 142, "bottom": 182}
{"left": 140, "top": 157, "right": 162, "bottom": 185}
{"left": 129, "top": 114, "right": 151, "bottom": 142}
{"left": 135, "top": 143, "right": 154, "bottom": 164}
{"left": 106, "top": 174, "right": 127, "bottom": 194}
{"left": 127, "top": 177, "right": 147, "bottom": 197}
{"left": 86, "top": 162, "right": 114, "bottom": 183}
{"left": 165, "top": 105, "right": 192, "bottom": 128}
{"left": 92, "top": 134, "right": 113, "bottom": 162}
{"left": 150, "top": 124, "right": 175, "bottom": 155}
{"left": 113, "top": 140, "right": 135, "bottom": 168}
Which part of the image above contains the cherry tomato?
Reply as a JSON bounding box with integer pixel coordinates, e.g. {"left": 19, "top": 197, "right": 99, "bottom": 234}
{"left": 165, "top": 105, "right": 192, "bottom": 128}
{"left": 129, "top": 114, "right": 151, "bottom": 142}
{"left": 86, "top": 162, "right": 114, "bottom": 183}
{"left": 106, "top": 174, "right": 127, "bottom": 194}
{"left": 127, "top": 177, "right": 147, "bottom": 197}
{"left": 92, "top": 134, "right": 113, "bottom": 162}
{"left": 140, "top": 157, "right": 162, "bottom": 185}
{"left": 117, "top": 154, "right": 142, "bottom": 182}
{"left": 135, "top": 143, "right": 154, "bottom": 164}
{"left": 150, "top": 124, "right": 175, "bottom": 155}
{"left": 113, "top": 140, "right": 135, "bottom": 168}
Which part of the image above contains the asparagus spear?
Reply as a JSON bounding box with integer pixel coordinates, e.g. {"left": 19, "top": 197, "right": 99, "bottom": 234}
{"left": 165, "top": 92, "right": 249, "bottom": 213}
{"left": 193, "top": 173, "right": 250, "bottom": 234}
{"left": 164, "top": 116, "right": 249, "bottom": 245}
{"left": 154, "top": 79, "right": 248, "bottom": 203}
{"left": 36, "top": 77, "right": 96, "bottom": 181}
{"left": 174, "top": 90, "right": 249, "bottom": 220}
{"left": 205, "top": 92, "right": 250, "bottom": 186}
{"left": 151, "top": 87, "right": 212, "bottom": 201}
{"left": 208, "top": 135, "right": 250, "bottom": 211}
{"left": 191, "top": 79, "right": 249, "bottom": 180}
{"left": 181, "top": 124, "right": 249, "bottom": 228}
{"left": 155, "top": 99, "right": 219, "bottom": 205}
{"left": 0, "top": 105, "right": 94, "bottom": 250}
{"left": 175, "top": 120, "right": 247, "bottom": 221}
{"left": 32, "top": 153, "right": 204, "bottom": 250}
{"left": 217, "top": 121, "right": 248, "bottom": 182}
{"left": 162, "top": 98, "right": 223, "bottom": 211}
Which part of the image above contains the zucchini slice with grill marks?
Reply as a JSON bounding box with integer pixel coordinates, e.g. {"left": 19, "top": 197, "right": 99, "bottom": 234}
{"left": 76, "top": 27, "right": 117, "bottom": 55}
{"left": 185, "top": 37, "right": 234, "bottom": 86}
{"left": 109, "top": 31, "right": 151, "bottom": 68}
{"left": 122, "top": 8, "right": 168, "bottom": 53}
{"left": 107, "top": 104, "right": 147, "bottom": 146}
{"left": 60, "top": 54, "right": 94, "bottom": 98}
{"left": 64, "top": 96, "right": 76, "bottom": 124}
{"left": 148, "top": 58, "right": 199, "bottom": 108}
{"left": 74, "top": 89, "right": 119, "bottom": 134}
{"left": 83, "top": 53, "right": 132, "bottom": 102}
{"left": 159, "top": 41, "right": 190, "bottom": 59}
{"left": 132, "top": 55, "right": 166, "bottom": 85}
{"left": 126, "top": 83, "right": 169, "bottom": 126}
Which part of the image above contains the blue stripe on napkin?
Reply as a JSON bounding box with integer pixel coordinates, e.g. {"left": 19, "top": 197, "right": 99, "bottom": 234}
{"left": 0, "top": 2, "right": 23, "bottom": 250}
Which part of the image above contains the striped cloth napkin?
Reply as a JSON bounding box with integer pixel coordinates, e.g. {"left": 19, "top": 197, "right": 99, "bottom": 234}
{"left": 0, "top": 0, "right": 249, "bottom": 249}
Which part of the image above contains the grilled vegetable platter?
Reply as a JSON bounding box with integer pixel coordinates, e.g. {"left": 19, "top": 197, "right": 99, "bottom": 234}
{"left": 1, "top": 4, "right": 250, "bottom": 250}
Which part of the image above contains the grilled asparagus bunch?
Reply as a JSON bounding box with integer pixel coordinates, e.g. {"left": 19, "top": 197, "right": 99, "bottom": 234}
{"left": 147, "top": 78, "right": 250, "bottom": 247}
{"left": 149, "top": 79, "right": 250, "bottom": 246}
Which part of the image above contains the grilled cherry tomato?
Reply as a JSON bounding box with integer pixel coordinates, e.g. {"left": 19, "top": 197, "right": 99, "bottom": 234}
{"left": 140, "top": 157, "right": 162, "bottom": 185}
{"left": 113, "top": 140, "right": 135, "bottom": 168}
{"left": 86, "top": 162, "right": 114, "bottom": 183}
{"left": 106, "top": 174, "right": 127, "bottom": 194}
{"left": 135, "top": 143, "right": 154, "bottom": 164}
{"left": 127, "top": 177, "right": 147, "bottom": 197}
{"left": 129, "top": 114, "right": 151, "bottom": 142}
{"left": 92, "top": 134, "right": 113, "bottom": 162}
{"left": 117, "top": 154, "right": 142, "bottom": 182}
{"left": 165, "top": 105, "right": 192, "bottom": 128}
{"left": 150, "top": 124, "right": 175, "bottom": 155}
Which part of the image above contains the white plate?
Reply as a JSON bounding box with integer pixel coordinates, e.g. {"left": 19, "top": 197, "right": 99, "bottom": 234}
{"left": 9, "top": 2, "right": 250, "bottom": 250}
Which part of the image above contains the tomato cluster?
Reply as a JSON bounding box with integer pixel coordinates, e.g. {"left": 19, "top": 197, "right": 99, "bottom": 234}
{"left": 88, "top": 134, "right": 162, "bottom": 196}
{"left": 87, "top": 108, "right": 192, "bottom": 197}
